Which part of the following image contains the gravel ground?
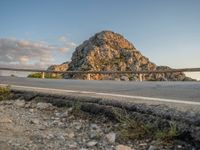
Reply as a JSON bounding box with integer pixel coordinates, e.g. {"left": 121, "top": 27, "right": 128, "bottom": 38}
{"left": 0, "top": 99, "right": 197, "bottom": 150}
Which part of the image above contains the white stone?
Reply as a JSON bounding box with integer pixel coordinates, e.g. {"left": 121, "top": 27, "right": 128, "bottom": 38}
{"left": 120, "top": 76, "right": 129, "bottom": 81}
{"left": 106, "top": 132, "right": 116, "bottom": 143}
{"left": 116, "top": 145, "right": 133, "bottom": 150}
{"left": 148, "top": 145, "right": 157, "bottom": 150}
{"left": 14, "top": 100, "right": 25, "bottom": 107}
{"left": 0, "top": 117, "right": 12, "bottom": 123}
{"left": 36, "top": 102, "right": 52, "bottom": 110}
{"left": 67, "top": 132, "right": 75, "bottom": 138}
{"left": 90, "top": 124, "right": 99, "bottom": 129}
{"left": 61, "top": 111, "right": 68, "bottom": 118}
{"left": 30, "top": 119, "right": 40, "bottom": 124}
{"left": 29, "top": 109, "right": 34, "bottom": 113}
{"left": 86, "top": 141, "right": 97, "bottom": 147}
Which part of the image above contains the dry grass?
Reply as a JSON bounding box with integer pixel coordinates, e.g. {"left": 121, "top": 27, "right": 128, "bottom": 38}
{"left": 156, "top": 122, "right": 180, "bottom": 142}
{"left": 112, "top": 108, "right": 180, "bottom": 143}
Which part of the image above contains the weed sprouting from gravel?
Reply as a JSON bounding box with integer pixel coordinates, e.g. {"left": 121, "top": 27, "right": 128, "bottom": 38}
{"left": 112, "top": 108, "right": 154, "bottom": 140}
{"left": 156, "top": 122, "right": 180, "bottom": 142}
{"left": 112, "top": 108, "right": 180, "bottom": 143}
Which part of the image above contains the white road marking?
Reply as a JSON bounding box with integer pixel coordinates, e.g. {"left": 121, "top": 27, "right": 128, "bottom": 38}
{"left": 1, "top": 84, "right": 200, "bottom": 106}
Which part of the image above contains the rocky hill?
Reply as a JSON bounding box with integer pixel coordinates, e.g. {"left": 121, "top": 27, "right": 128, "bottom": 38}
{"left": 47, "top": 62, "right": 69, "bottom": 72}
{"left": 47, "top": 62, "right": 69, "bottom": 78}
{"left": 47, "top": 31, "right": 193, "bottom": 81}
{"left": 61, "top": 31, "right": 193, "bottom": 81}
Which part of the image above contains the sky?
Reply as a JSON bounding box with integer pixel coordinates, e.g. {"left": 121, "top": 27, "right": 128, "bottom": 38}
{"left": 0, "top": 0, "right": 200, "bottom": 79}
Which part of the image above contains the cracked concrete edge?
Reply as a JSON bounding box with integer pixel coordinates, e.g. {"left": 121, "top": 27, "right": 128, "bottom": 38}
{"left": 10, "top": 89, "right": 200, "bottom": 144}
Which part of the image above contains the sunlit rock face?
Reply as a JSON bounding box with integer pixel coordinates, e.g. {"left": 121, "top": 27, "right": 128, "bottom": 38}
{"left": 47, "top": 62, "right": 69, "bottom": 77}
{"left": 54, "top": 31, "right": 193, "bottom": 81}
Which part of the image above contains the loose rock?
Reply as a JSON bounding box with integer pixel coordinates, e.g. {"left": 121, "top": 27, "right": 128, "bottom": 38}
{"left": 116, "top": 145, "right": 133, "bottom": 150}
{"left": 106, "top": 132, "right": 116, "bottom": 143}
{"left": 36, "top": 102, "right": 53, "bottom": 110}
{"left": 148, "top": 145, "right": 157, "bottom": 150}
{"left": 14, "top": 100, "right": 25, "bottom": 107}
{"left": 30, "top": 119, "right": 40, "bottom": 124}
{"left": 86, "top": 141, "right": 98, "bottom": 147}
{"left": 0, "top": 117, "right": 12, "bottom": 123}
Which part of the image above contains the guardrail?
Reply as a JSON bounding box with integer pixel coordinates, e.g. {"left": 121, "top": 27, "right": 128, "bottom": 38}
{"left": 0, "top": 67, "right": 200, "bottom": 81}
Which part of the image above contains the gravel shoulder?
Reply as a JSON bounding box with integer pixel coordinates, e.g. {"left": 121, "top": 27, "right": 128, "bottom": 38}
{"left": 0, "top": 99, "right": 139, "bottom": 150}
{"left": 0, "top": 98, "right": 197, "bottom": 150}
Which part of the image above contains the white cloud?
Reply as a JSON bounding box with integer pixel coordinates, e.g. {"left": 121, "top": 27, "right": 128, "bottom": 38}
{"left": 59, "top": 47, "right": 70, "bottom": 53}
{"left": 0, "top": 35, "right": 77, "bottom": 70}
{"left": 59, "top": 36, "right": 67, "bottom": 43}
{"left": 58, "top": 35, "right": 77, "bottom": 53}
{"left": 0, "top": 38, "right": 55, "bottom": 68}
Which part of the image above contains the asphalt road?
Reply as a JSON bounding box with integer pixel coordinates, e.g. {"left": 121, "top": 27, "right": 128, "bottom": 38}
{"left": 0, "top": 76, "right": 200, "bottom": 105}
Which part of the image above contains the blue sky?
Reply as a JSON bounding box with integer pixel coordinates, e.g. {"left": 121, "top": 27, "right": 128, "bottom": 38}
{"left": 0, "top": 0, "right": 200, "bottom": 78}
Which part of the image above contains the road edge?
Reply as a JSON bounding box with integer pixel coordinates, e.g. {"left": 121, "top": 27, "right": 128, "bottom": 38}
{"left": 10, "top": 88, "right": 200, "bottom": 146}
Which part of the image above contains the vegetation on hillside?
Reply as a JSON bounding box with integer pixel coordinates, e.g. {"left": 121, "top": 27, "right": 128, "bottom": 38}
{"left": 27, "top": 72, "right": 63, "bottom": 79}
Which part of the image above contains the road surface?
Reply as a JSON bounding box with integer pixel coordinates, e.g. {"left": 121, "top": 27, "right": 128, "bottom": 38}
{"left": 0, "top": 76, "right": 200, "bottom": 110}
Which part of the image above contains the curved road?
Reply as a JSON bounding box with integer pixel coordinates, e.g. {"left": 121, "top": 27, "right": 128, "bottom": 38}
{"left": 0, "top": 76, "right": 200, "bottom": 108}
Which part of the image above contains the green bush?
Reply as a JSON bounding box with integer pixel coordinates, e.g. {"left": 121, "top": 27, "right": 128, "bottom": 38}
{"left": 0, "top": 86, "right": 12, "bottom": 101}
{"left": 27, "top": 72, "right": 42, "bottom": 78}
{"left": 27, "top": 72, "right": 63, "bottom": 79}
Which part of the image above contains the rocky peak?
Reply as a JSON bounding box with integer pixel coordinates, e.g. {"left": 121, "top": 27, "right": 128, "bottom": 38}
{"left": 65, "top": 31, "right": 157, "bottom": 80}
{"left": 91, "top": 31, "right": 135, "bottom": 50}
{"left": 50, "top": 30, "right": 193, "bottom": 81}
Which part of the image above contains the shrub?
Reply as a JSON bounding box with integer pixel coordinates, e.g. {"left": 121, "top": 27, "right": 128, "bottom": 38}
{"left": 27, "top": 72, "right": 63, "bottom": 79}
{"left": 27, "top": 73, "right": 42, "bottom": 78}
{"left": 0, "top": 86, "right": 12, "bottom": 101}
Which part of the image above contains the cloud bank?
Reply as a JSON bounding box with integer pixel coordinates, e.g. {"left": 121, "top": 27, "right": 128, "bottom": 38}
{"left": 0, "top": 37, "right": 76, "bottom": 69}
{"left": 0, "top": 38, "right": 55, "bottom": 68}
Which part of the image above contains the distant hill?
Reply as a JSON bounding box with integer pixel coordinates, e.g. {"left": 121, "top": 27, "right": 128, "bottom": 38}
{"left": 48, "top": 31, "right": 194, "bottom": 81}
